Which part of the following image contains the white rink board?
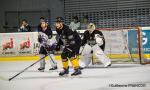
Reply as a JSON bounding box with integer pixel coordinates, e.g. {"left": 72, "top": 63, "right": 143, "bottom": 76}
{"left": 0, "top": 32, "right": 39, "bottom": 57}
{"left": 1, "top": 27, "right": 149, "bottom": 57}
{"left": 0, "top": 30, "right": 131, "bottom": 57}
{"left": 102, "top": 30, "right": 128, "bottom": 54}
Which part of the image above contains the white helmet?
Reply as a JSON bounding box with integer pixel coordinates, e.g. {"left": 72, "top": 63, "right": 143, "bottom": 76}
{"left": 87, "top": 23, "right": 96, "bottom": 33}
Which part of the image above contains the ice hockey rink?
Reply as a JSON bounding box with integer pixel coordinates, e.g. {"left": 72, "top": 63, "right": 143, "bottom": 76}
{"left": 0, "top": 60, "right": 150, "bottom": 90}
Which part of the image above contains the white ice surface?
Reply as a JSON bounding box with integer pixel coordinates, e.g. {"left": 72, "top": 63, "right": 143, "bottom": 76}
{"left": 0, "top": 60, "right": 150, "bottom": 90}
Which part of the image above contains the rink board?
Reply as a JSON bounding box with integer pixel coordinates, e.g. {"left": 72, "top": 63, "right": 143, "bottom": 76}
{"left": 1, "top": 27, "right": 150, "bottom": 61}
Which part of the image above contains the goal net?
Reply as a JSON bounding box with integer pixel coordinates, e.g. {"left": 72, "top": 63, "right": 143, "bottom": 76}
{"left": 77, "top": 26, "right": 150, "bottom": 64}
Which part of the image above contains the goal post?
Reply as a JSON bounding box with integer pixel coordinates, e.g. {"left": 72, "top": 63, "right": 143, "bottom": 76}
{"left": 136, "top": 26, "right": 150, "bottom": 64}
{"left": 136, "top": 26, "right": 144, "bottom": 64}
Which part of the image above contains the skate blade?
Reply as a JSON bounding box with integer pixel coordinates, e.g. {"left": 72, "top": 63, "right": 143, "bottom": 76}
{"left": 59, "top": 74, "right": 69, "bottom": 77}
{"left": 38, "top": 70, "right": 44, "bottom": 72}
{"left": 70, "top": 74, "right": 82, "bottom": 78}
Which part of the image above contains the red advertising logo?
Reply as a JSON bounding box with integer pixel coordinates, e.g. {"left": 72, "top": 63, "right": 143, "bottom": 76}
{"left": 2, "top": 38, "right": 14, "bottom": 50}
{"left": 20, "top": 38, "right": 30, "bottom": 50}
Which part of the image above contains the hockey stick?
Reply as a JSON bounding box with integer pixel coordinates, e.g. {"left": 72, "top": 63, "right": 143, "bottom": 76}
{"left": 8, "top": 31, "right": 54, "bottom": 81}
{"left": 8, "top": 44, "right": 57, "bottom": 81}
{"left": 8, "top": 53, "right": 49, "bottom": 81}
{"left": 43, "top": 45, "right": 57, "bottom": 65}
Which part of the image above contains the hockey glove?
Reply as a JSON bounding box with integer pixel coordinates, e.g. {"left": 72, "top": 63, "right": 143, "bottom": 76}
{"left": 38, "top": 37, "right": 43, "bottom": 43}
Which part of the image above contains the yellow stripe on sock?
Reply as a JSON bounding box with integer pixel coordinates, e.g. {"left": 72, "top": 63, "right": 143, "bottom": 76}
{"left": 70, "top": 58, "right": 79, "bottom": 69}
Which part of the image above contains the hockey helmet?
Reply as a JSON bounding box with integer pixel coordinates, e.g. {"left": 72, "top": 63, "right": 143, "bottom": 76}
{"left": 87, "top": 23, "right": 96, "bottom": 33}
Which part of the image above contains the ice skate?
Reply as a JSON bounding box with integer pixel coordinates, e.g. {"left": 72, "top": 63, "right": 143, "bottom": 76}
{"left": 59, "top": 68, "right": 69, "bottom": 76}
{"left": 38, "top": 67, "right": 45, "bottom": 72}
{"left": 71, "top": 68, "right": 82, "bottom": 76}
{"left": 49, "top": 66, "right": 57, "bottom": 70}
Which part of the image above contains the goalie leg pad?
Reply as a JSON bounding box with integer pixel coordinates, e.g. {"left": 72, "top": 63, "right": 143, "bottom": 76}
{"left": 80, "top": 44, "right": 92, "bottom": 67}
{"left": 92, "top": 44, "right": 111, "bottom": 67}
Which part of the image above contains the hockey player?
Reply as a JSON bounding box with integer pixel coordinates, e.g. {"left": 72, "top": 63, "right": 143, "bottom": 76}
{"left": 79, "top": 23, "right": 111, "bottom": 68}
{"left": 55, "top": 17, "right": 82, "bottom": 76}
{"left": 69, "top": 16, "right": 82, "bottom": 58}
{"left": 38, "top": 20, "right": 57, "bottom": 72}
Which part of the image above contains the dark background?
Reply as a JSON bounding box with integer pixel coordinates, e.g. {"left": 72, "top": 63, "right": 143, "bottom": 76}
{"left": 0, "top": 0, "right": 64, "bottom": 33}
{"left": 0, "top": 0, "right": 150, "bottom": 33}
